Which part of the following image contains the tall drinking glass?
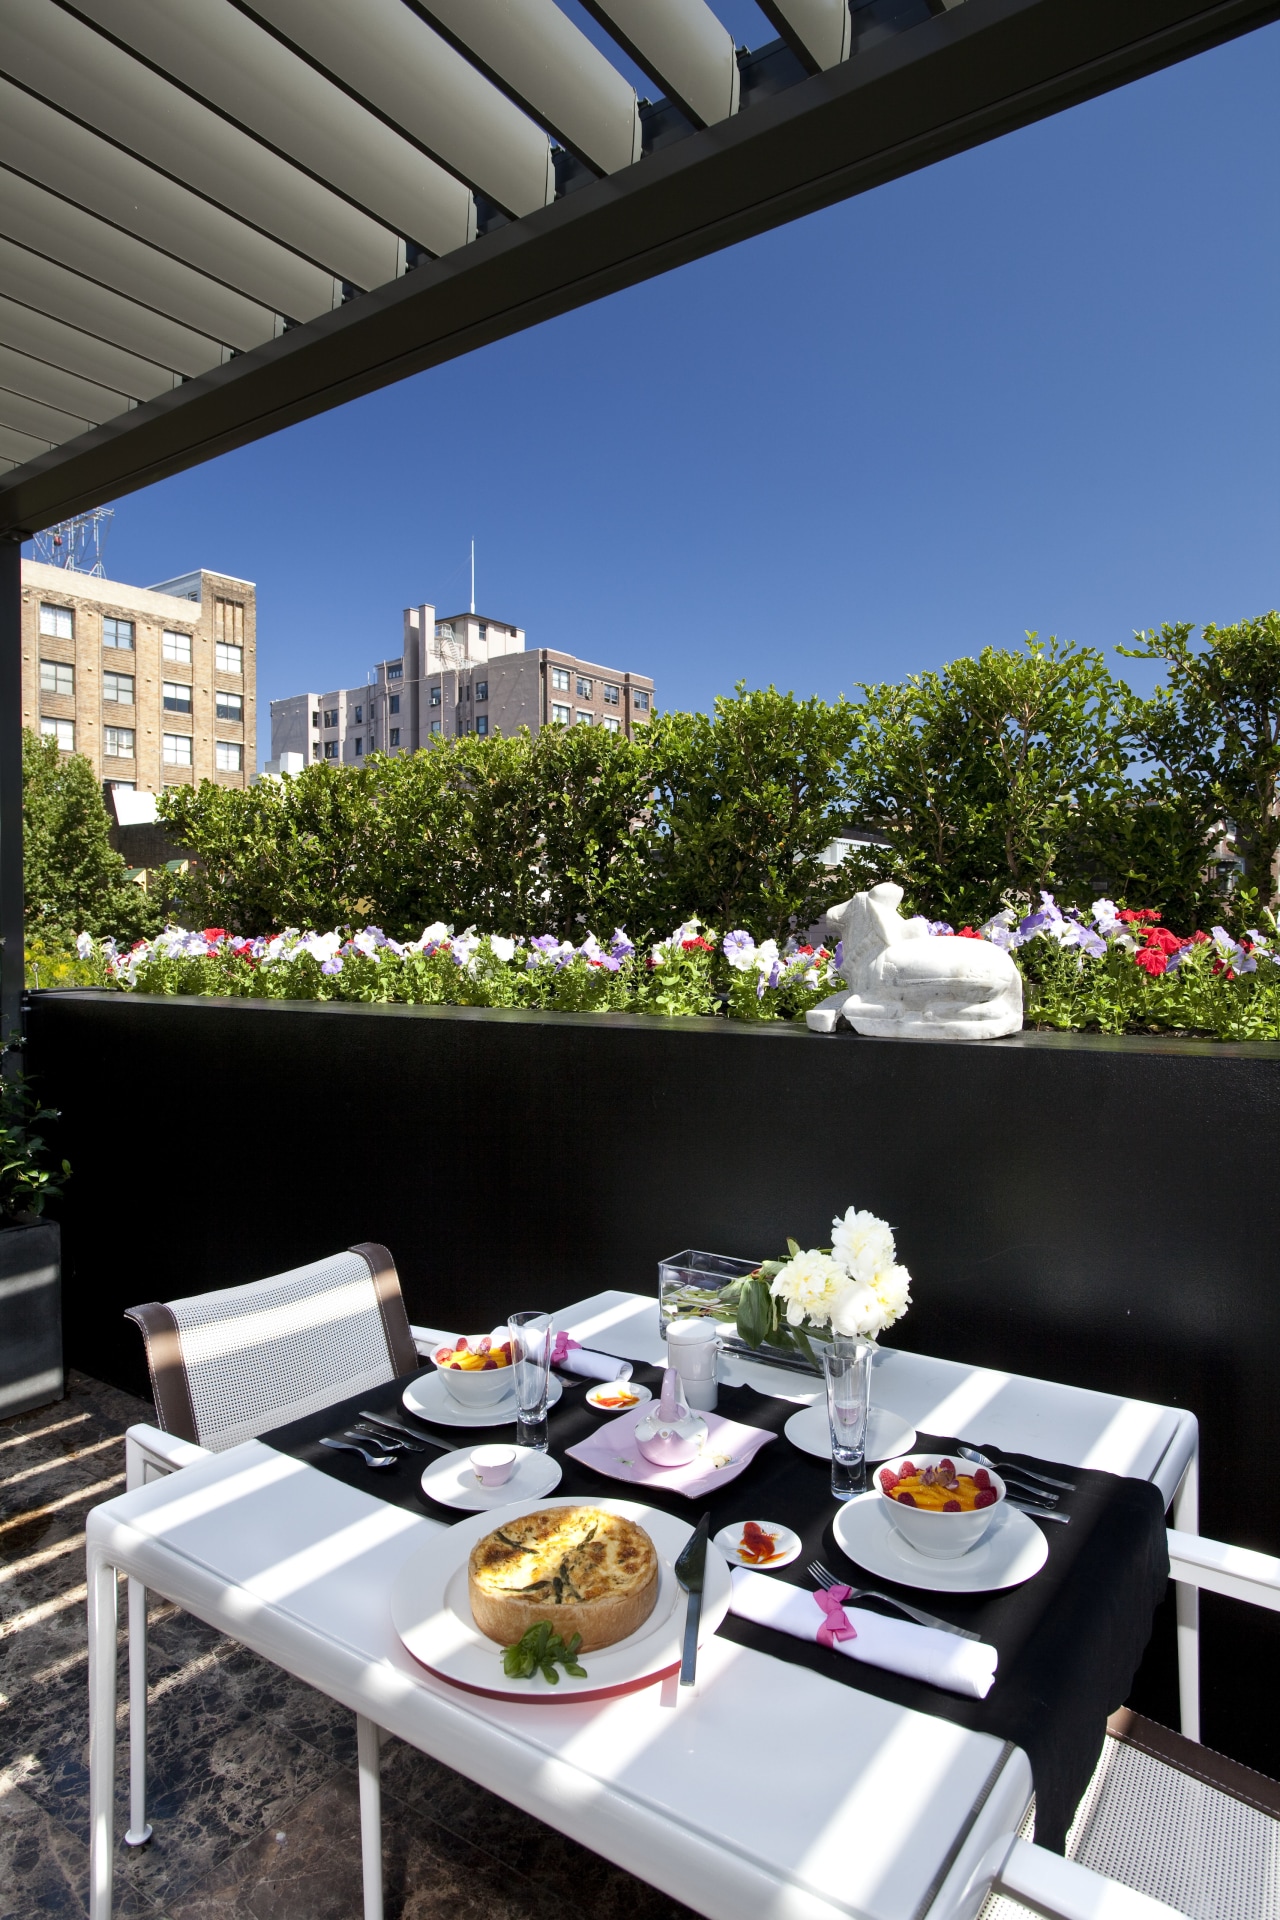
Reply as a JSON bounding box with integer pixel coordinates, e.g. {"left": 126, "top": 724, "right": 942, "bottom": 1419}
{"left": 823, "top": 1333, "right": 873, "bottom": 1501}
{"left": 508, "top": 1311, "right": 553, "bottom": 1453}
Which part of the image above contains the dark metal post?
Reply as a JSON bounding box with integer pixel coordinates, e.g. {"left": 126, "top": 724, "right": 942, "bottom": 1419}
{"left": 0, "top": 537, "right": 25, "bottom": 1068}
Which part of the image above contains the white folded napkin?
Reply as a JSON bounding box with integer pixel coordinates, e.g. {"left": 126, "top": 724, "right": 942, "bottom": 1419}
{"left": 551, "top": 1336, "right": 633, "bottom": 1383}
{"left": 729, "top": 1567, "right": 998, "bottom": 1700}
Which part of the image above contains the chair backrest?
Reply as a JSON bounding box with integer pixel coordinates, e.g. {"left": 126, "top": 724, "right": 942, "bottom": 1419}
{"left": 125, "top": 1242, "right": 418, "bottom": 1451}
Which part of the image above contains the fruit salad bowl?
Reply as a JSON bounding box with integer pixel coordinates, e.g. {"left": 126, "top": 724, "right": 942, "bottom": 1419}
{"left": 432, "top": 1333, "right": 516, "bottom": 1408}
{"left": 876, "top": 1452, "right": 1006, "bottom": 1560}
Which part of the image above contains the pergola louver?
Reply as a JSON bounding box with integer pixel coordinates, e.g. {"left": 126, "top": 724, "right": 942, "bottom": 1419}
{"left": 0, "top": 0, "right": 1278, "bottom": 1049}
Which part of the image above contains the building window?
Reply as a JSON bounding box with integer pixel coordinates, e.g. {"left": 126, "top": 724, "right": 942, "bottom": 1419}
{"left": 389, "top": 693, "right": 400, "bottom": 714}
{"left": 106, "top": 780, "right": 135, "bottom": 793}
{"left": 40, "top": 659, "right": 74, "bottom": 697}
{"left": 213, "top": 741, "right": 242, "bottom": 772}
{"left": 603, "top": 683, "right": 620, "bottom": 705}
{"left": 389, "top": 726, "right": 401, "bottom": 747}
{"left": 475, "top": 680, "right": 488, "bottom": 702}
{"left": 576, "top": 676, "right": 593, "bottom": 700}
{"left": 429, "top": 686, "right": 441, "bottom": 706}
{"left": 103, "top": 671, "right": 134, "bottom": 704}
{"left": 214, "top": 598, "right": 244, "bottom": 651}
{"left": 216, "top": 690, "right": 243, "bottom": 722}
{"left": 602, "top": 715, "right": 621, "bottom": 733}
{"left": 576, "top": 710, "right": 593, "bottom": 726}
{"left": 551, "top": 666, "right": 570, "bottom": 691}
{"left": 163, "top": 681, "right": 193, "bottom": 714}
{"left": 104, "top": 615, "right": 136, "bottom": 648}
{"left": 216, "top": 641, "right": 243, "bottom": 675}
{"left": 322, "top": 708, "right": 337, "bottom": 729}
{"left": 104, "top": 726, "right": 135, "bottom": 759}
{"left": 163, "top": 630, "right": 192, "bottom": 662}
{"left": 355, "top": 738, "right": 363, "bottom": 756}
{"left": 323, "top": 739, "right": 339, "bottom": 760}
{"left": 163, "top": 733, "right": 193, "bottom": 766}
{"left": 354, "top": 704, "right": 363, "bottom": 723}
{"left": 387, "top": 661, "right": 403, "bottom": 680}
{"left": 41, "top": 716, "right": 74, "bottom": 750}
{"left": 551, "top": 703, "right": 570, "bottom": 725}
{"left": 40, "top": 603, "right": 73, "bottom": 639}
{"left": 430, "top": 719, "right": 441, "bottom": 736}
{"left": 633, "top": 689, "right": 650, "bottom": 711}
{"left": 477, "top": 623, "right": 487, "bottom": 644}
{"left": 312, "top": 710, "right": 320, "bottom": 728}
{"left": 476, "top": 715, "right": 489, "bottom": 737}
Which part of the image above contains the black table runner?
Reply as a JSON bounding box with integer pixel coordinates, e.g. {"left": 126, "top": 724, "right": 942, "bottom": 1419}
{"left": 262, "top": 1364, "right": 1168, "bottom": 1851}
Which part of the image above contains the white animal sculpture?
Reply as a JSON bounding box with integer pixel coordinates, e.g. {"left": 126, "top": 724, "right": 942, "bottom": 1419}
{"left": 806, "top": 883, "right": 1023, "bottom": 1039}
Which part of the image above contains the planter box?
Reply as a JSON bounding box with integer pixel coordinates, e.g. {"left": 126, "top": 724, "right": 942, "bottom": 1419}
{"left": 0, "top": 1217, "right": 62, "bottom": 1417}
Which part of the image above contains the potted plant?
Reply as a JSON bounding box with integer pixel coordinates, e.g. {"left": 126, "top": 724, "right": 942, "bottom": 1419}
{"left": 0, "top": 1074, "right": 69, "bottom": 1417}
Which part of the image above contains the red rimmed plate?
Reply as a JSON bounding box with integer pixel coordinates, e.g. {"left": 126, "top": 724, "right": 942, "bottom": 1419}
{"left": 390, "top": 1495, "right": 732, "bottom": 1702}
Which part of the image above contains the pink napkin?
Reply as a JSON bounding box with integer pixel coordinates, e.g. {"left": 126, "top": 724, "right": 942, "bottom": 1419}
{"left": 564, "top": 1401, "right": 775, "bottom": 1497}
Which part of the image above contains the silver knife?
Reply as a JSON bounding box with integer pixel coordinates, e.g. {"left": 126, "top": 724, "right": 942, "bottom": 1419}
{"left": 357, "top": 1409, "right": 453, "bottom": 1451}
{"left": 675, "top": 1512, "right": 711, "bottom": 1687}
{"left": 1007, "top": 1497, "right": 1070, "bottom": 1525}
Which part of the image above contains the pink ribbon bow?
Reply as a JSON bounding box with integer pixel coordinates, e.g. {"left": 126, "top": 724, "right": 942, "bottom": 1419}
{"left": 813, "top": 1584, "right": 858, "bottom": 1649}
{"left": 549, "top": 1333, "right": 581, "bottom": 1365}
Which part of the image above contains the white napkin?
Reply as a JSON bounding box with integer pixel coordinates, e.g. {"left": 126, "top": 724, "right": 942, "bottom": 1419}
{"left": 557, "top": 1347, "right": 634, "bottom": 1383}
{"left": 729, "top": 1568, "right": 998, "bottom": 1700}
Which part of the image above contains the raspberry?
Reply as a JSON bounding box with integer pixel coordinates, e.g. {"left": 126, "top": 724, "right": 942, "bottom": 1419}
{"left": 943, "top": 1499, "right": 961, "bottom": 1513}
{"left": 898, "top": 1460, "right": 916, "bottom": 1477}
{"left": 975, "top": 1489, "right": 997, "bottom": 1508}
{"left": 895, "top": 1491, "right": 917, "bottom": 1506}
{"left": 974, "top": 1468, "right": 991, "bottom": 1490}
{"left": 879, "top": 1469, "right": 899, "bottom": 1492}
{"left": 482, "top": 1358, "right": 496, "bottom": 1369}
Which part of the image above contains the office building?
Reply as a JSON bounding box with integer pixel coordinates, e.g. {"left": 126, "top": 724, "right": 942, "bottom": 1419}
{"left": 269, "top": 603, "right": 654, "bottom": 768}
{"left": 20, "top": 562, "right": 256, "bottom": 793}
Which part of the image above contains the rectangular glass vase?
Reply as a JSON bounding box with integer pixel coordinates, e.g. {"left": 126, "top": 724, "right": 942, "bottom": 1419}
{"left": 657, "top": 1247, "right": 826, "bottom": 1376}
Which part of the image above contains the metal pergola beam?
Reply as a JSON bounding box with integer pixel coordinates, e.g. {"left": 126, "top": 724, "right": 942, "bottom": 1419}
{"left": 1, "top": 0, "right": 1277, "bottom": 536}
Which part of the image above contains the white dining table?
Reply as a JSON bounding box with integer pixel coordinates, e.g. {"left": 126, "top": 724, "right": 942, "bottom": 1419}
{"left": 85, "top": 1290, "right": 1199, "bottom": 1920}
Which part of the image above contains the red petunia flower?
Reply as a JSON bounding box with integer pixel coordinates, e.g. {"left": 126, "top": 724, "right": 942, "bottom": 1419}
{"left": 202, "top": 927, "right": 228, "bottom": 942}
{"left": 1134, "top": 947, "right": 1168, "bottom": 976}
{"left": 956, "top": 927, "right": 983, "bottom": 939}
{"left": 681, "top": 937, "right": 713, "bottom": 952}
{"left": 1143, "top": 928, "right": 1185, "bottom": 955}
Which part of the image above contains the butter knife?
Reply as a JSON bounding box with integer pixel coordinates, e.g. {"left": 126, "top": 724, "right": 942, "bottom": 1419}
{"left": 357, "top": 1409, "right": 452, "bottom": 1451}
{"left": 675, "top": 1512, "right": 711, "bottom": 1688}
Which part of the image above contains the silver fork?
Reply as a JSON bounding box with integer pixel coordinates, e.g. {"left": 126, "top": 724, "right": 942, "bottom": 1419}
{"left": 808, "top": 1560, "right": 982, "bottom": 1640}
{"left": 319, "top": 1436, "right": 396, "bottom": 1469}
{"left": 955, "top": 1443, "right": 1076, "bottom": 1494}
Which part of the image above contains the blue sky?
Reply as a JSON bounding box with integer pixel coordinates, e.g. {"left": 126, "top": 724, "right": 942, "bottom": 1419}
{"left": 55, "top": 14, "right": 1280, "bottom": 757}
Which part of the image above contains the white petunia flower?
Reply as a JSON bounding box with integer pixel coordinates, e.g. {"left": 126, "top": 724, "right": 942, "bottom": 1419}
{"left": 489, "top": 935, "right": 516, "bottom": 964}
{"left": 831, "top": 1207, "right": 896, "bottom": 1284}
{"left": 769, "top": 1250, "right": 846, "bottom": 1328}
{"left": 76, "top": 931, "right": 94, "bottom": 959}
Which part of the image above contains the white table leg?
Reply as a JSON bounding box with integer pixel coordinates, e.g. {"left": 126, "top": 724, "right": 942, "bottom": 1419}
{"left": 87, "top": 1552, "right": 118, "bottom": 1920}
{"left": 356, "top": 1713, "right": 384, "bottom": 1920}
{"left": 124, "top": 1576, "right": 153, "bottom": 1845}
{"left": 1172, "top": 1449, "right": 1200, "bottom": 1743}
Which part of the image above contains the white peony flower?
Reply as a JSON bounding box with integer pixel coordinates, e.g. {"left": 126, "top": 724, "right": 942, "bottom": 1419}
{"left": 870, "top": 1263, "right": 912, "bottom": 1326}
{"left": 829, "top": 1281, "right": 885, "bottom": 1337}
{"left": 769, "top": 1250, "right": 847, "bottom": 1328}
{"left": 831, "top": 1207, "right": 896, "bottom": 1285}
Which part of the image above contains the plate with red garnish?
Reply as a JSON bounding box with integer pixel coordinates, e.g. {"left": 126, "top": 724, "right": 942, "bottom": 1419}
{"left": 714, "top": 1520, "right": 801, "bottom": 1570}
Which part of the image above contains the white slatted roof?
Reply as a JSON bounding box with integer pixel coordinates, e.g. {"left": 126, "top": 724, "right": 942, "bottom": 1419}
{"left": 0, "top": 0, "right": 1274, "bottom": 532}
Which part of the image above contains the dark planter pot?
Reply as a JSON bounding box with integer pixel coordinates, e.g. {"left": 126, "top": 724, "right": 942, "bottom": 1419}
{"left": 0, "top": 1217, "right": 63, "bottom": 1417}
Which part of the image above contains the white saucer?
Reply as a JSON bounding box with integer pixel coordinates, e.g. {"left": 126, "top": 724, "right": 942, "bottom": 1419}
{"left": 402, "top": 1370, "right": 564, "bottom": 1428}
{"left": 783, "top": 1401, "right": 917, "bottom": 1464}
{"left": 714, "top": 1520, "right": 801, "bottom": 1570}
{"left": 420, "top": 1446, "right": 562, "bottom": 1511}
{"left": 831, "top": 1491, "right": 1048, "bottom": 1593}
{"left": 585, "top": 1381, "right": 652, "bottom": 1412}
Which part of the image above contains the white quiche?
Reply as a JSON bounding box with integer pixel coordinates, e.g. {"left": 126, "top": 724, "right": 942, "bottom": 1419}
{"left": 467, "top": 1505, "right": 659, "bottom": 1650}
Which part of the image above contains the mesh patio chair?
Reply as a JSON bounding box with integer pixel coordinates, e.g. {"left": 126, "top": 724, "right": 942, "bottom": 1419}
{"left": 120, "top": 1243, "right": 430, "bottom": 1853}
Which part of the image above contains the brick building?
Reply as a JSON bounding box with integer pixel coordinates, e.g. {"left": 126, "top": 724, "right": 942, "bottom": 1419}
{"left": 20, "top": 561, "right": 256, "bottom": 794}
{"left": 269, "top": 602, "right": 654, "bottom": 768}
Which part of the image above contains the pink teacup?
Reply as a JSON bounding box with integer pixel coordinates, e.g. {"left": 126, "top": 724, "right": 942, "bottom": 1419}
{"left": 470, "top": 1444, "right": 517, "bottom": 1488}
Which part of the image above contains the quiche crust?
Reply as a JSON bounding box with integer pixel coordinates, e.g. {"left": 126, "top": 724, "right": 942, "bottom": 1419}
{"left": 468, "top": 1506, "right": 659, "bottom": 1651}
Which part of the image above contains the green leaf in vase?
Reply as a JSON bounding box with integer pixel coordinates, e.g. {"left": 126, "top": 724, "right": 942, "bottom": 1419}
{"left": 736, "top": 1274, "right": 775, "bottom": 1349}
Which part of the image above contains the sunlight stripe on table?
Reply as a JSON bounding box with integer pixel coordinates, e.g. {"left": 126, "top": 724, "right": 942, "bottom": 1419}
{"left": 0, "top": 1472, "right": 125, "bottom": 1535}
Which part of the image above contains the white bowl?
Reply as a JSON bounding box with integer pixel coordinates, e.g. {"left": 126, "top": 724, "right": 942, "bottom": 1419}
{"left": 875, "top": 1451, "right": 1005, "bottom": 1560}
{"left": 433, "top": 1341, "right": 515, "bottom": 1408}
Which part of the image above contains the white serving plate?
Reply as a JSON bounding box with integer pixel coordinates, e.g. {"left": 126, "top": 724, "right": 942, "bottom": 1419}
{"left": 390, "top": 1495, "right": 732, "bottom": 1702}
{"left": 831, "top": 1491, "right": 1048, "bottom": 1594}
{"left": 420, "top": 1446, "right": 563, "bottom": 1512}
{"left": 402, "top": 1369, "right": 564, "bottom": 1428}
{"left": 783, "top": 1401, "right": 917, "bottom": 1464}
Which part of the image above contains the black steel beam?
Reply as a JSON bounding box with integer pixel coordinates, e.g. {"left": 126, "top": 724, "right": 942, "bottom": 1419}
{"left": 1, "top": 0, "right": 1276, "bottom": 535}
{"left": 0, "top": 539, "right": 24, "bottom": 1060}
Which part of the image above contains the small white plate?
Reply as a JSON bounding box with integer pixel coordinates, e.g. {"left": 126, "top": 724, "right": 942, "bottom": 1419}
{"left": 831, "top": 1491, "right": 1049, "bottom": 1593}
{"left": 714, "top": 1520, "right": 801, "bottom": 1570}
{"left": 420, "top": 1446, "right": 563, "bottom": 1512}
{"left": 390, "top": 1495, "right": 733, "bottom": 1702}
{"left": 402, "top": 1369, "right": 564, "bottom": 1428}
{"left": 784, "top": 1401, "right": 917, "bottom": 1464}
{"left": 585, "top": 1382, "right": 652, "bottom": 1412}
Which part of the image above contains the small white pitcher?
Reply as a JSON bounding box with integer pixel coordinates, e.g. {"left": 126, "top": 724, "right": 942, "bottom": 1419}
{"left": 665, "top": 1317, "right": 722, "bottom": 1411}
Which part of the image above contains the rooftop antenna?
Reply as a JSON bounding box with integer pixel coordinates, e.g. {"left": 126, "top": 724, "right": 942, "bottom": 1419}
{"left": 32, "top": 506, "right": 114, "bottom": 576}
{"left": 470, "top": 539, "right": 475, "bottom": 615}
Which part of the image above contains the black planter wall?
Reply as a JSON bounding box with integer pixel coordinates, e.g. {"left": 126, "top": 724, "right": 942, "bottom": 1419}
{"left": 0, "top": 1216, "right": 62, "bottom": 1417}
{"left": 24, "top": 990, "right": 1280, "bottom": 1769}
